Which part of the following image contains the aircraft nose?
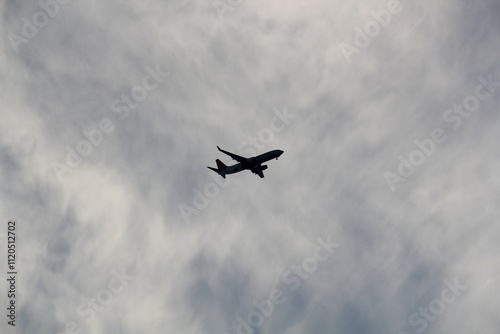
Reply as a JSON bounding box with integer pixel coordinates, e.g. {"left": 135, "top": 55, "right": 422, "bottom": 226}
{"left": 279, "top": 150, "right": 284, "bottom": 155}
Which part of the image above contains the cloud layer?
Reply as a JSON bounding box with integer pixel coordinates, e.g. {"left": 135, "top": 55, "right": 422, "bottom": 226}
{"left": 1, "top": 0, "right": 499, "bottom": 333}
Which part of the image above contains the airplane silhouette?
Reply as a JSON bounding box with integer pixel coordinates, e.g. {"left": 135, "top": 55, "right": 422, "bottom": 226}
{"left": 207, "top": 146, "right": 284, "bottom": 178}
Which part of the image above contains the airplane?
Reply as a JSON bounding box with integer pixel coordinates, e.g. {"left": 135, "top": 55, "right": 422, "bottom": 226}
{"left": 207, "top": 146, "right": 284, "bottom": 178}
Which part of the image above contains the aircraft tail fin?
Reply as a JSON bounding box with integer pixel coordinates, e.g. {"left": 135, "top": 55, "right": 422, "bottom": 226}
{"left": 207, "top": 162, "right": 227, "bottom": 179}
{"left": 216, "top": 159, "right": 227, "bottom": 170}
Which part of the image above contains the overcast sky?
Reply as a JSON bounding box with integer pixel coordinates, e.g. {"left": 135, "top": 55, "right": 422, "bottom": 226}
{"left": 1, "top": 0, "right": 499, "bottom": 333}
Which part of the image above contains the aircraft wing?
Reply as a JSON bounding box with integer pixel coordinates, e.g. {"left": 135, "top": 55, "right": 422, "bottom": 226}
{"left": 250, "top": 164, "right": 266, "bottom": 178}
{"left": 217, "top": 146, "right": 248, "bottom": 163}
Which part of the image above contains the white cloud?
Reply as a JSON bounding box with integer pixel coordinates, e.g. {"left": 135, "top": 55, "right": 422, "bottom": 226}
{"left": 1, "top": 0, "right": 499, "bottom": 333}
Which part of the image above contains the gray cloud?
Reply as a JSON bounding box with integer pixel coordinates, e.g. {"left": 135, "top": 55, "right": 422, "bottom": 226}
{"left": 1, "top": 0, "right": 499, "bottom": 333}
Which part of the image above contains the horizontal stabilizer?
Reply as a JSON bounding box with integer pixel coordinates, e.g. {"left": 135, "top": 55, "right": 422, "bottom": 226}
{"left": 207, "top": 166, "right": 226, "bottom": 178}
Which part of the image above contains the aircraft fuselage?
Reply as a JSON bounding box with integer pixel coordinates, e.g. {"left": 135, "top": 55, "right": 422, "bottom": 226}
{"left": 225, "top": 150, "right": 283, "bottom": 174}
